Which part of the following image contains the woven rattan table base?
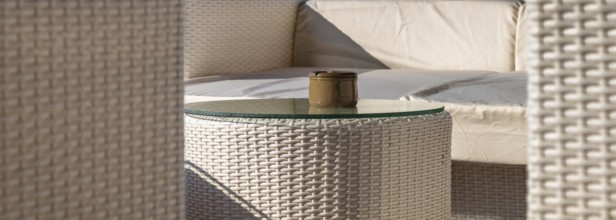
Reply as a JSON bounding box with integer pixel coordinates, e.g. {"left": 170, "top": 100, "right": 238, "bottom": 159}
{"left": 185, "top": 112, "right": 452, "bottom": 219}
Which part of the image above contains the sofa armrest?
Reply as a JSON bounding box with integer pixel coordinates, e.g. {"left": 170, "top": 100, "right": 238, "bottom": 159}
{"left": 185, "top": 0, "right": 304, "bottom": 78}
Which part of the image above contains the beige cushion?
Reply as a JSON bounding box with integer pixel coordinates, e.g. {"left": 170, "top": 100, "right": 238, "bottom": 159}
{"left": 294, "top": 0, "right": 525, "bottom": 72}
{"left": 515, "top": 4, "right": 528, "bottom": 71}
{"left": 448, "top": 104, "right": 527, "bottom": 164}
{"left": 401, "top": 71, "right": 528, "bottom": 164}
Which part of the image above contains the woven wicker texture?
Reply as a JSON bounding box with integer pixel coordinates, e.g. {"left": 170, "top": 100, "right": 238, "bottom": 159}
{"left": 0, "top": 1, "right": 184, "bottom": 219}
{"left": 451, "top": 161, "right": 527, "bottom": 220}
{"left": 185, "top": 112, "right": 452, "bottom": 219}
{"left": 184, "top": 0, "right": 304, "bottom": 78}
{"left": 527, "top": 0, "right": 616, "bottom": 219}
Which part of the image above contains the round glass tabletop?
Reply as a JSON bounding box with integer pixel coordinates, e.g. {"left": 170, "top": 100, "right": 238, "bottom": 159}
{"left": 185, "top": 99, "right": 444, "bottom": 119}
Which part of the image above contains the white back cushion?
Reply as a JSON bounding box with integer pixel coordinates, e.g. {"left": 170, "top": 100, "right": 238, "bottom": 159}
{"left": 294, "top": 0, "right": 525, "bottom": 72}
{"left": 515, "top": 4, "right": 528, "bottom": 71}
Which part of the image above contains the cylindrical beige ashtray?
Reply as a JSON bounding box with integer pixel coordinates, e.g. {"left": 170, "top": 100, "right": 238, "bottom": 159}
{"left": 309, "top": 71, "right": 358, "bottom": 108}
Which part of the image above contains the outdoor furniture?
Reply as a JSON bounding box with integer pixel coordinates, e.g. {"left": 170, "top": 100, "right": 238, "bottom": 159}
{"left": 184, "top": 0, "right": 529, "bottom": 218}
{"left": 184, "top": 99, "right": 452, "bottom": 219}
{"left": 527, "top": 0, "right": 616, "bottom": 218}
{"left": 1, "top": 1, "right": 185, "bottom": 219}
{"left": 7, "top": 0, "right": 616, "bottom": 219}
{"left": 184, "top": 0, "right": 529, "bottom": 165}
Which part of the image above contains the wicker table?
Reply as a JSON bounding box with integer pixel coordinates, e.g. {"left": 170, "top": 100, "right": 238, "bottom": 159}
{"left": 184, "top": 99, "right": 452, "bottom": 219}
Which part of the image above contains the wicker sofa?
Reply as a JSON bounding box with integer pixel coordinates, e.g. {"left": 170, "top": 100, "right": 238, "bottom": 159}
{"left": 185, "top": 0, "right": 529, "bottom": 219}
{"left": 4, "top": 0, "right": 614, "bottom": 219}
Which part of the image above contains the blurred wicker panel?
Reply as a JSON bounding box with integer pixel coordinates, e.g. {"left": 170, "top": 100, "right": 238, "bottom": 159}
{"left": 0, "top": 1, "right": 184, "bottom": 219}
{"left": 185, "top": 0, "right": 304, "bottom": 78}
{"left": 185, "top": 112, "right": 452, "bottom": 219}
{"left": 451, "top": 161, "right": 527, "bottom": 220}
{"left": 527, "top": 0, "right": 616, "bottom": 219}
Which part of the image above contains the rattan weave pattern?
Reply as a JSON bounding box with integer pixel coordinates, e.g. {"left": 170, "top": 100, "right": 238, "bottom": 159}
{"left": 451, "top": 161, "right": 527, "bottom": 220}
{"left": 185, "top": 0, "right": 304, "bottom": 78}
{"left": 527, "top": 0, "right": 616, "bottom": 219}
{"left": 185, "top": 111, "right": 452, "bottom": 219}
{"left": 1, "top": 1, "right": 184, "bottom": 219}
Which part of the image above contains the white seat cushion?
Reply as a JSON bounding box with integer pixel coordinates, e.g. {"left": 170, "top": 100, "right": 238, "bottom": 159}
{"left": 401, "top": 72, "right": 528, "bottom": 164}
{"left": 185, "top": 67, "right": 528, "bottom": 165}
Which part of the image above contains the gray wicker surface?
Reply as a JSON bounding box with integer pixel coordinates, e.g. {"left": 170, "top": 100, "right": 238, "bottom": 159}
{"left": 451, "top": 161, "right": 527, "bottom": 220}
{"left": 527, "top": 0, "right": 616, "bottom": 219}
{"left": 0, "top": 1, "right": 184, "bottom": 219}
{"left": 184, "top": 0, "right": 304, "bottom": 78}
{"left": 185, "top": 112, "right": 452, "bottom": 219}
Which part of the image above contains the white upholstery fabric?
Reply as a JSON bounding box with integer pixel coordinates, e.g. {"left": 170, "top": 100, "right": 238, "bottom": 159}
{"left": 185, "top": 68, "right": 528, "bottom": 165}
{"left": 294, "top": 0, "right": 525, "bottom": 72}
{"left": 515, "top": 4, "right": 528, "bottom": 71}
{"left": 402, "top": 72, "right": 528, "bottom": 164}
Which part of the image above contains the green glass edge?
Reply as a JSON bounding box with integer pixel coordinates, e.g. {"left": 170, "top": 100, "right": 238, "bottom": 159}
{"left": 184, "top": 106, "right": 444, "bottom": 119}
